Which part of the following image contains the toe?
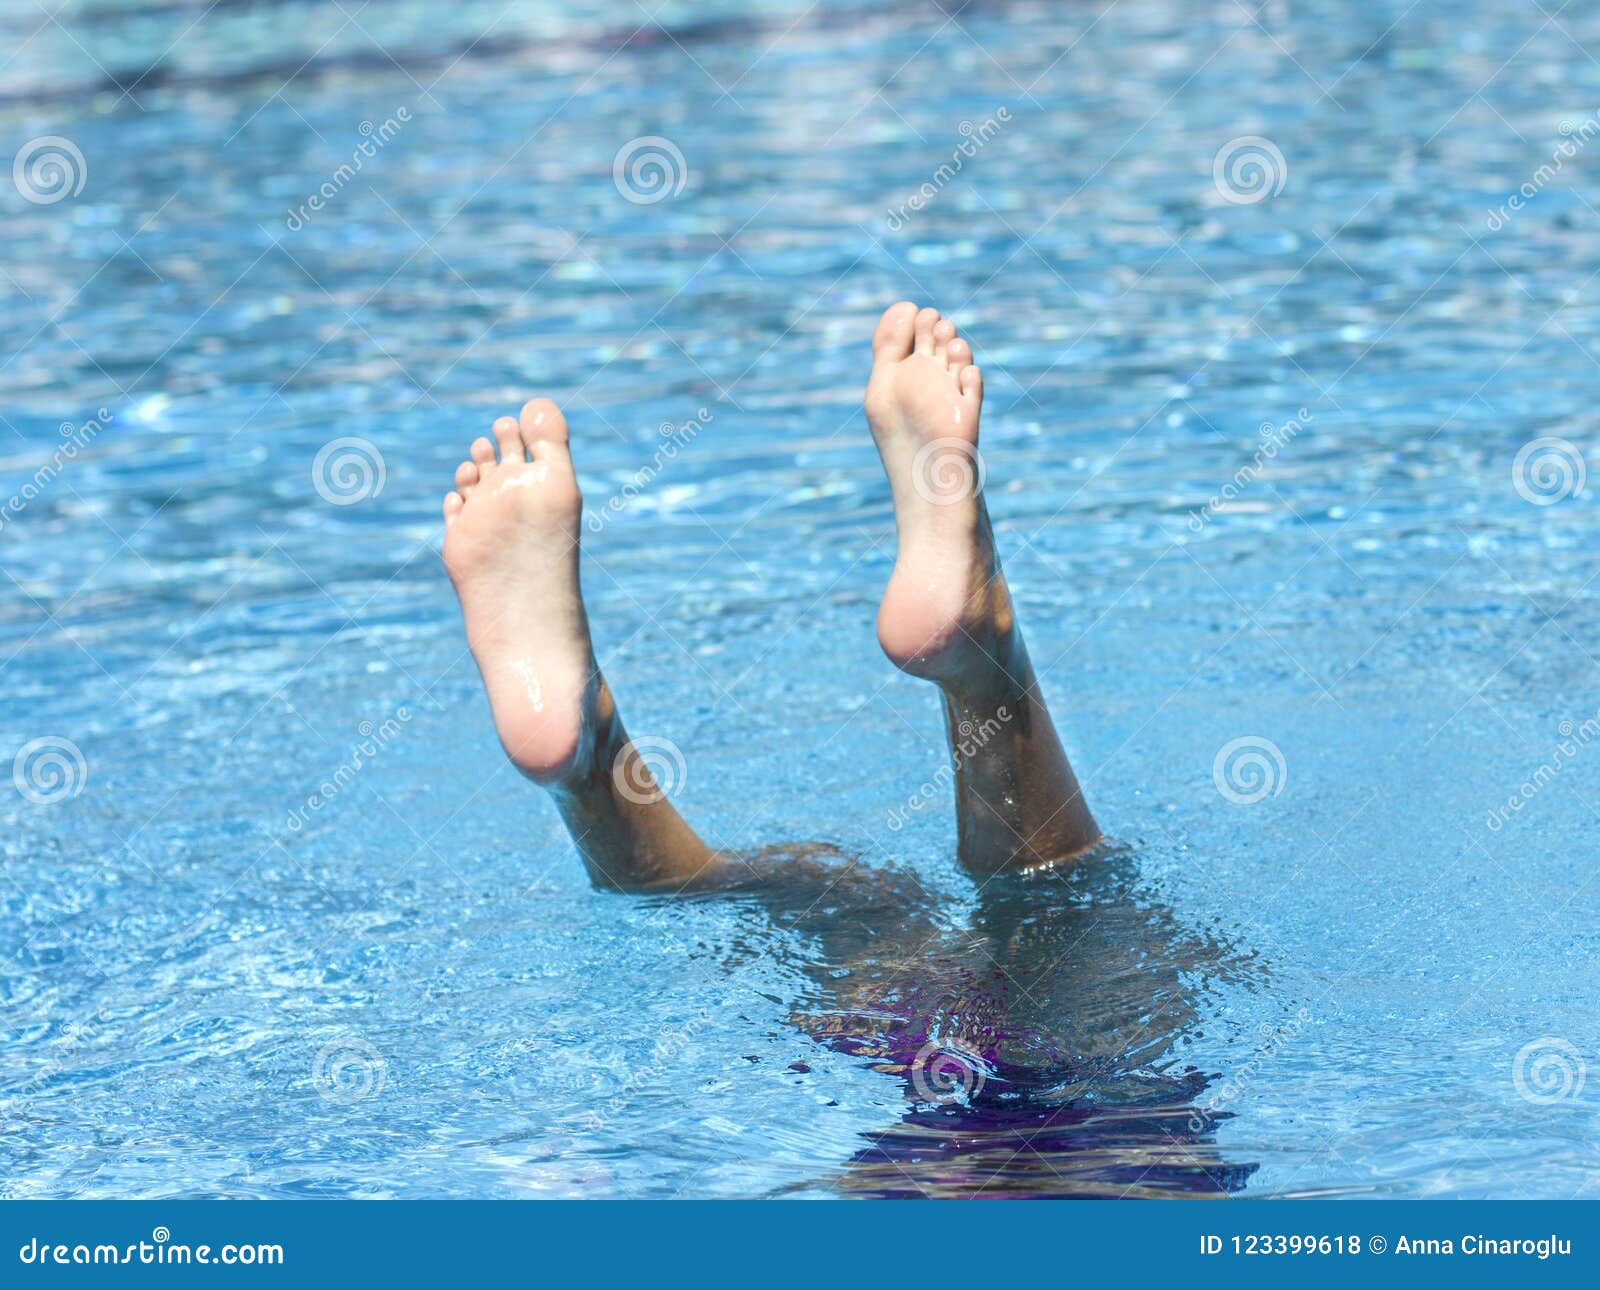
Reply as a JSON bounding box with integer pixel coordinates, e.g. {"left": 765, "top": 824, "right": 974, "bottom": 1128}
{"left": 959, "top": 364, "right": 983, "bottom": 404}
{"left": 932, "top": 318, "right": 956, "bottom": 361}
{"left": 871, "top": 301, "right": 918, "bottom": 360}
{"left": 493, "top": 415, "right": 525, "bottom": 464}
{"left": 947, "top": 336, "right": 971, "bottom": 367}
{"left": 443, "top": 492, "right": 463, "bottom": 523}
{"left": 913, "top": 306, "right": 941, "bottom": 354}
{"left": 519, "top": 397, "right": 569, "bottom": 446}
{"left": 470, "top": 437, "right": 496, "bottom": 466}
{"left": 455, "top": 460, "right": 480, "bottom": 494}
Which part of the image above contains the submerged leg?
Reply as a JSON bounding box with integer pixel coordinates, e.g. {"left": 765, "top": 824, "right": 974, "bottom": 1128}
{"left": 864, "top": 303, "right": 1100, "bottom": 876}
{"left": 442, "top": 398, "right": 714, "bottom": 891}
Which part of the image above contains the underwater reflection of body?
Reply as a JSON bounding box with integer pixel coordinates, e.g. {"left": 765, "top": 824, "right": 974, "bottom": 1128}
{"left": 693, "top": 843, "right": 1263, "bottom": 1199}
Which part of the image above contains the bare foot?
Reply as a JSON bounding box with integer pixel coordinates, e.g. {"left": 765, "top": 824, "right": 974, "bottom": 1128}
{"left": 442, "top": 398, "right": 715, "bottom": 890}
{"left": 864, "top": 302, "right": 1007, "bottom": 680}
{"left": 442, "top": 398, "right": 595, "bottom": 782}
{"left": 864, "top": 302, "right": 1100, "bottom": 874}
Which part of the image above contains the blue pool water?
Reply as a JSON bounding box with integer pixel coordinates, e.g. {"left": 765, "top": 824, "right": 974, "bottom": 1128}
{"left": 3, "top": 0, "right": 1600, "bottom": 1199}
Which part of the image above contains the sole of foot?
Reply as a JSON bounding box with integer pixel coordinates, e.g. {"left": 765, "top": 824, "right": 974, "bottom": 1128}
{"left": 864, "top": 302, "right": 1008, "bottom": 681}
{"left": 442, "top": 397, "right": 595, "bottom": 782}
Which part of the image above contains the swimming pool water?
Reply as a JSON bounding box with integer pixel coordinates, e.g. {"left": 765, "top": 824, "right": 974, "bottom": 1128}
{"left": 3, "top": 0, "right": 1600, "bottom": 1199}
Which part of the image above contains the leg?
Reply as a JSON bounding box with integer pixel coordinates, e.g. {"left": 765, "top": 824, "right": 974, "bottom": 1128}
{"left": 442, "top": 398, "right": 715, "bottom": 892}
{"left": 865, "top": 303, "right": 1100, "bottom": 876}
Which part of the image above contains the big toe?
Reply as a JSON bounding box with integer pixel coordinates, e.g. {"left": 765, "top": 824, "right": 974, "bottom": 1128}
{"left": 872, "top": 302, "right": 919, "bottom": 360}
{"left": 520, "top": 397, "right": 569, "bottom": 446}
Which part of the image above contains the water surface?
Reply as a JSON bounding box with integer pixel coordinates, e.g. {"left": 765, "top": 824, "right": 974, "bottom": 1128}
{"left": 3, "top": 0, "right": 1599, "bottom": 1198}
